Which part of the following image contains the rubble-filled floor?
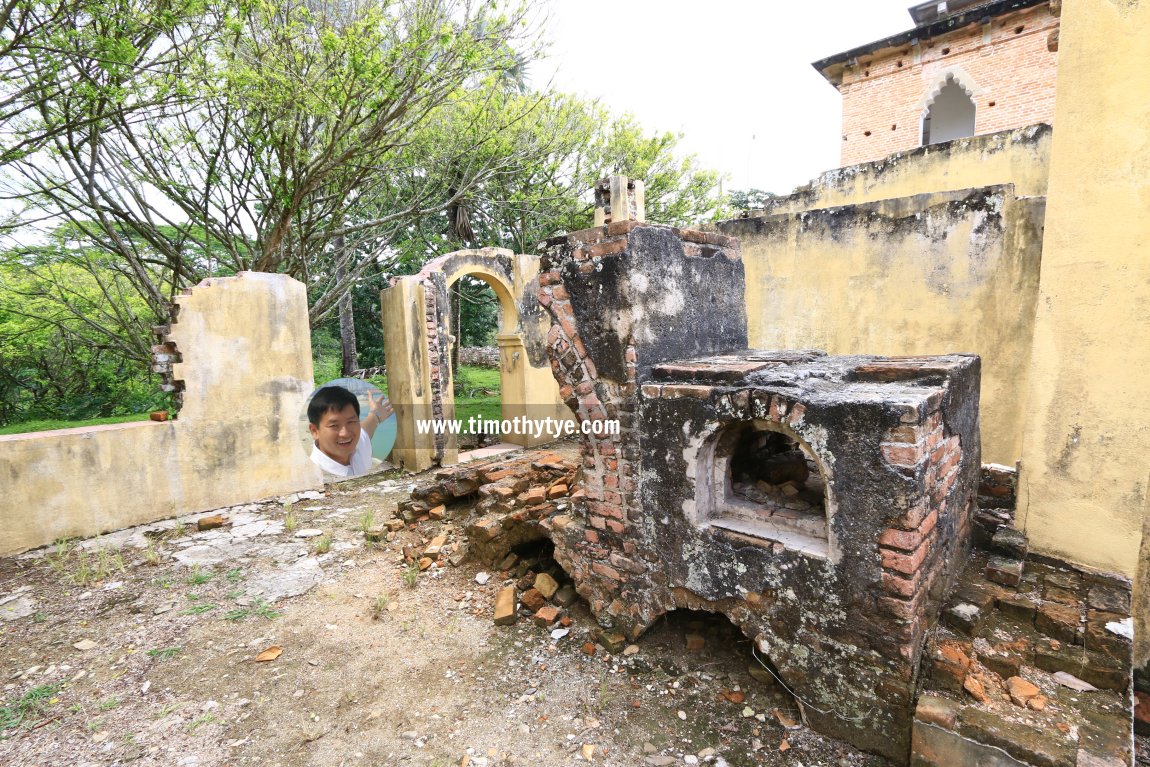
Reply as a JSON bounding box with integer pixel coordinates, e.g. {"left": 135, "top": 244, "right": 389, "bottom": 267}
{"left": 1, "top": 442, "right": 892, "bottom": 767}
{"left": 918, "top": 551, "right": 1135, "bottom": 766}
{"left": 2, "top": 442, "right": 1146, "bottom": 767}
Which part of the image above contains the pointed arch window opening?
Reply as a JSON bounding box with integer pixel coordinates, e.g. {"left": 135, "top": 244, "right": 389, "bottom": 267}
{"left": 922, "top": 74, "right": 977, "bottom": 146}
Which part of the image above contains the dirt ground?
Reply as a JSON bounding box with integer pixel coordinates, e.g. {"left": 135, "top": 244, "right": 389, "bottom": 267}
{"left": 0, "top": 443, "right": 1143, "bottom": 767}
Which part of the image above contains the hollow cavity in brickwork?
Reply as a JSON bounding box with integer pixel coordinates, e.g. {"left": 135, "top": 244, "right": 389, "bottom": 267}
{"left": 700, "top": 420, "right": 830, "bottom": 556}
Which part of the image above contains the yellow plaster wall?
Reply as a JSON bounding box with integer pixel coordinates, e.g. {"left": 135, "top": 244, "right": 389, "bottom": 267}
{"left": 720, "top": 188, "right": 1045, "bottom": 467}
{"left": 761, "top": 124, "right": 1051, "bottom": 215}
{"left": 0, "top": 272, "right": 322, "bottom": 556}
{"left": 1017, "top": 0, "right": 1150, "bottom": 583}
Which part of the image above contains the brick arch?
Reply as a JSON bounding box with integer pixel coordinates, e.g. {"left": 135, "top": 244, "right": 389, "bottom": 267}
{"left": 917, "top": 66, "right": 985, "bottom": 113}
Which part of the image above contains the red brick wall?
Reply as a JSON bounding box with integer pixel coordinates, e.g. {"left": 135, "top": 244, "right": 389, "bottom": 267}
{"left": 837, "top": 4, "right": 1059, "bottom": 166}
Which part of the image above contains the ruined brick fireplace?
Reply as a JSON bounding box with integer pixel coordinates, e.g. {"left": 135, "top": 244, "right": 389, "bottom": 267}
{"left": 536, "top": 217, "right": 980, "bottom": 762}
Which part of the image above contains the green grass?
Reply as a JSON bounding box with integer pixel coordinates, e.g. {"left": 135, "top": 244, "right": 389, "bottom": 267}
{"left": 453, "top": 365, "right": 501, "bottom": 428}
{"left": 146, "top": 646, "right": 182, "bottom": 660}
{"left": 222, "top": 600, "right": 280, "bottom": 622}
{"left": 0, "top": 413, "right": 151, "bottom": 436}
{"left": 0, "top": 683, "right": 63, "bottom": 737}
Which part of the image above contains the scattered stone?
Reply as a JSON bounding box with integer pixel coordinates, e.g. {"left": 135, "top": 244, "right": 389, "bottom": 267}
{"left": 1028, "top": 694, "right": 1047, "bottom": 711}
{"left": 580, "top": 743, "right": 595, "bottom": 761}
{"left": 363, "top": 527, "right": 386, "bottom": 542}
{"left": 497, "top": 553, "right": 518, "bottom": 571}
{"left": 294, "top": 528, "right": 325, "bottom": 539}
{"left": 597, "top": 630, "right": 626, "bottom": 654}
{"left": 73, "top": 639, "right": 97, "bottom": 651}
{"left": 474, "top": 572, "right": 491, "bottom": 586}
{"left": 931, "top": 640, "right": 972, "bottom": 692}
{"left": 428, "top": 505, "right": 446, "bottom": 521}
{"left": 520, "top": 588, "right": 546, "bottom": 613}
{"left": 384, "top": 518, "right": 405, "bottom": 532}
{"left": 943, "top": 603, "right": 983, "bottom": 636}
{"left": 1005, "top": 676, "right": 1040, "bottom": 707}
{"left": 493, "top": 586, "right": 517, "bottom": 626}
{"left": 196, "top": 514, "right": 228, "bottom": 532}
{"left": 991, "top": 527, "right": 1028, "bottom": 559}
{"left": 533, "top": 573, "right": 559, "bottom": 599}
{"left": 554, "top": 584, "right": 579, "bottom": 607}
{"left": 963, "top": 674, "right": 989, "bottom": 704}
{"left": 582, "top": 642, "right": 597, "bottom": 656}
{"left": 1052, "top": 671, "right": 1097, "bottom": 692}
{"left": 623, "top": 645, "right": 640, "bottom": 656}
{"left": 424, "top": 535, "right": 448, "bottom": 559}
{"left": 0, "top": 589, "right": 35, "bottom": 621}
{"left": 985, "top": 556, "right": 1024, "bottom": 587}
{"left": 533, "top": 606, "right": 561, "bottom": 627}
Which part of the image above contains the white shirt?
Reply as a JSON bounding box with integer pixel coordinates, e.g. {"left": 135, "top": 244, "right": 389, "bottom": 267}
{"left": 310, "top": 430, "right": 374, "bottom": 478}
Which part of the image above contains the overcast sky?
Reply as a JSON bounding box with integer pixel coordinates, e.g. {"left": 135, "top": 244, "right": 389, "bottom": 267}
{"left": 533, "top": 0, "right": 917, "bottom": 195}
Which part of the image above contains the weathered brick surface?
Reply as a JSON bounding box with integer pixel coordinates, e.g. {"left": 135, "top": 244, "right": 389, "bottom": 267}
{"left": 535, "top": 221, "right": 980, "bottom": 764}
{"left": 826, "top": 3, "right": 1060, "bottom": 165}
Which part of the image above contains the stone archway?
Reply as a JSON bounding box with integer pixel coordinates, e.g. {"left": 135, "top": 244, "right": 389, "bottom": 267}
{"left": 380, "top": 247, "right": 571, "bottom": 471}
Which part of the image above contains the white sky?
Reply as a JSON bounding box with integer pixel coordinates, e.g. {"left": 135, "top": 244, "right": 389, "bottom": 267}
{"left": 533, "top": 0, "right": 917, "bottom": 195}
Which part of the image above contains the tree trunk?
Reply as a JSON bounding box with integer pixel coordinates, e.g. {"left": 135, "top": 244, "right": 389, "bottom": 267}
{"left": 335, "top": 236, "right": 358, "bottom": 376}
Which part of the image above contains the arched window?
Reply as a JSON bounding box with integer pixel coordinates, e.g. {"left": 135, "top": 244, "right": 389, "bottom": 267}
{"left": 922, "top": 75, "right": 976, "bottom": 145}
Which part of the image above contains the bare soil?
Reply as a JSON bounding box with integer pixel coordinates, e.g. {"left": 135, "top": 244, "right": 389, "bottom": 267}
{"left": 0, "top": 444, "right": 1141, "bottom": 767}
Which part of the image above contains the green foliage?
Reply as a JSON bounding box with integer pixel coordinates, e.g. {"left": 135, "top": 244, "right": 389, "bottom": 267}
{"left": 0, "top": 683, "right": 64, "bottom": 737}
{"left": 725, "top": 188, "right": 778, "bottom": 213}
{"left": 0, "top": 229, "right": 172, "bottom": 426}
{"left": 146, "top": 646, "right": 183, "bottom": 660}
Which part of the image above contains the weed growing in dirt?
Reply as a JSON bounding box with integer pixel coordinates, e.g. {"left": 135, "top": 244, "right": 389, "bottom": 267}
{"left": 143, "top": 541, "right": 163, "bottom": 566}
{"left": 97, "top": 696, "right": 120, "bottom": 712}
{"left": 223, "top": 599, "right": 280, "bottom": 622}
{"left": 359, "top": 510, "right": 375, "bottom": 533}
{"left": 146, "top": 646, "right": 182, "bottom": 660}
{"left": 225, "top": 568, "right": 244, "bottom": 583}
{"left": 403, "top": 564, "right": 419, "bottom": 588}
{"left": 283, "top": 503, "right": 297, "bottom": 533}
{"left": 170, "top": 522, "right": 187, "bottom": 539}
{"left": 186, "top": 714, "right": 218, "bottom": 734}
{"left": 187, "top": 564, "right": 214, "bottom": 585}
{"left": 371, "top": 592, "right": 391, "bottom": 620}
{"left": 32, "top": 612, "right": 46, "bottom": 623}
{"left": 0, "top": 683, "right": 63, "bottom": 737}
{"left": 45, "top": 541, "right": 125, "bottom": 586}
{"left": 311, "top": 533, "right": 332, "bottom": 555}
{"left": 179, "top": 604, "right": 217, "bottom": 615}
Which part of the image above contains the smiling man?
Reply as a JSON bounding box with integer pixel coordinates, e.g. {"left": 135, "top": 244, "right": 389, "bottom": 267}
{"left": 306, "top": 385, "right": 391, "bottom": 478}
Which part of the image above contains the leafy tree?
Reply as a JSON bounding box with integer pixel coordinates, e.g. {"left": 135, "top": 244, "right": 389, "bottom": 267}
{"left": 0, "top": 236, "right": 169, "bottom": 424}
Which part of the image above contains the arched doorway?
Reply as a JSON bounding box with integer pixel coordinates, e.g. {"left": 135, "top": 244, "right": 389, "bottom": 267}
{"left": 380, "top": 248, "right": 572, "bottom": 471}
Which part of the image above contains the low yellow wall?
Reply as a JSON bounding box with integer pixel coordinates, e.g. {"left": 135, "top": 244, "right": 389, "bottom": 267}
{"left": 0, "top": 273, "right": 322, "bottom": 555}
{"left": 760, "top": 124, "right": 1051, "bottom": 215}
{"left": 719, "top": 187, "right": 1045, "bottom": 467}
{"left": 1018, "top": 0, "right": 1150, "bottom": 586}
